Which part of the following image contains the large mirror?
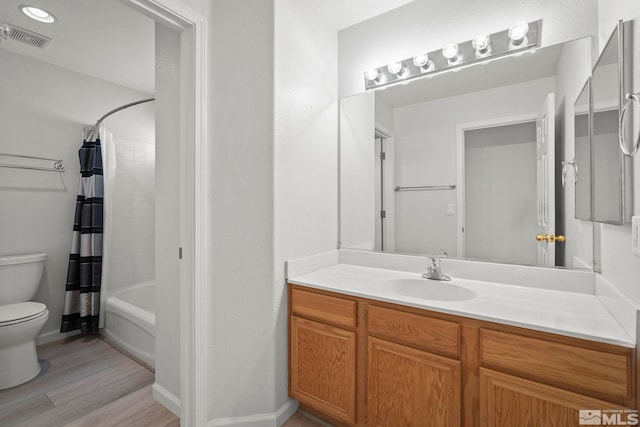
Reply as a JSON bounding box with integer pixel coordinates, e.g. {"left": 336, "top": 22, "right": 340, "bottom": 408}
{"left": 340, "top": 36, "right": 595, "bottom": 270}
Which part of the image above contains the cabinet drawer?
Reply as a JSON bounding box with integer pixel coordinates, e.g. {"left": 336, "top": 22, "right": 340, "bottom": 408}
{"left": 368, "top": 305, "right": 460, "bottom": 358}
{"left": 291, "top": 287, "right": 356, "bottom": 328}
{"left": 480, "top": 329, "right": 633, "bottom": 401}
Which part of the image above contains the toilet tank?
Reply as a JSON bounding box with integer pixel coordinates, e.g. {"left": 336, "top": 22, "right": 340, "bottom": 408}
{"left": 0, "top": 253, "right": 48, "bottom": 306}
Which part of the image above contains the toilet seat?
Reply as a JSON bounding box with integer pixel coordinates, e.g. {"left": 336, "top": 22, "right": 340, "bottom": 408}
{"left": 0, "top": 302, "right": 47, "bottom": 327}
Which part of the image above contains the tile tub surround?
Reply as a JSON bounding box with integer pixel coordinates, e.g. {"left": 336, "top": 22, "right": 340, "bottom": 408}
{"left": 286, "top": 249, "right": 636, "bottom": 348}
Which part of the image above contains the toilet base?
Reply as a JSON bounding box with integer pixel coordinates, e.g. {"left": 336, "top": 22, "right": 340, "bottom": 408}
{"left": 0, "top": 340, "right": 41, "bottom": 390}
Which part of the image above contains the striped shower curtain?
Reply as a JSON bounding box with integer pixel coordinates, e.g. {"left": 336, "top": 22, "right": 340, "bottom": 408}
{"left": 60, "top": 137, "right": 104, "bottom": 334}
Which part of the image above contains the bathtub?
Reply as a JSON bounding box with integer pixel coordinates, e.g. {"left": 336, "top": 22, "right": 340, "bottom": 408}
{"left": 103, "top": 282, "right": 155, "bottom": 369}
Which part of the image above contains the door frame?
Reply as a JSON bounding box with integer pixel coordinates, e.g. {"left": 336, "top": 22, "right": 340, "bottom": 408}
{"left": 455, "top": 112, "right": 538, "bottom": 257}
{"left": 123, "top": 1, "right": 208, "bottom": 425}
{"left": 374, "top": 126, "right": 395, "bottom": 252}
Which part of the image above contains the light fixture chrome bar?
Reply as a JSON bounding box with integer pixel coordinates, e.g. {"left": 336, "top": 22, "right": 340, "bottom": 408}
{"left": 395, "top": 184, "right": 456, "bottom": 192}
{"left": 0, "top": 153, "right": 65, "bottom": 172}
{"left": 364, "top": 20, "right": 541, "bottom": 91}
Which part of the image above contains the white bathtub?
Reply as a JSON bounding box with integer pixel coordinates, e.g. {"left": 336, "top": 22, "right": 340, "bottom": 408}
{"left": 103, "top": 282, "right": 155, "bottom": 369}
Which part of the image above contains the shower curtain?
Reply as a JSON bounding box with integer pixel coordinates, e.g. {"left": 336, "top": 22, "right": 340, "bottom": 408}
{"left": 60, "top": 134, "right": 105, "bottom": 334}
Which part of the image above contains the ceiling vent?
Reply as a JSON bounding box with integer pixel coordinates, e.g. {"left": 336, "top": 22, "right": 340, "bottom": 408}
{"left": 1, "top": 23, "right": 51, "bottom": 49}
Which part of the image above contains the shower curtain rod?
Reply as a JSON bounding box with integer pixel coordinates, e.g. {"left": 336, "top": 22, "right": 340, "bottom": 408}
{"left": 94, "top": 97, "right": 155, "bottom": 127}
{"left": 84, "top": 97, "right": 155, "bottom": 141}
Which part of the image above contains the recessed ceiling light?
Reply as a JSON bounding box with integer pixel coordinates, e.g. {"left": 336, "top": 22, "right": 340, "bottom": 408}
{"left": 19, "top": 5, "right": 56, "bottom": 24}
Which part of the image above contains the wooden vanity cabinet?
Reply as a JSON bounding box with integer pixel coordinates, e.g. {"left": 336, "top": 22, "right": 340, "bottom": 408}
{"left": 288, "top": 284, "right": 636, "bottom": 427}
{"left": 478, "top": 327, "right": 636, "bottom": 427}
{"left": 480, "top": 368, "right": 630, "bottom": 427}
{"left": 289, "top": 287, "right": 358, "bottom": 425}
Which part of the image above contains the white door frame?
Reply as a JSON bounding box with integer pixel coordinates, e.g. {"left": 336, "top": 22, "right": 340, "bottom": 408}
{"left": 455, "top": 112, "right": 538, "bottom": 258}
{"left": 374, "top": 126, "right": 396, "bottom": 252}
{"left": 123, "top": 1, "right": 208, "bottom": 426}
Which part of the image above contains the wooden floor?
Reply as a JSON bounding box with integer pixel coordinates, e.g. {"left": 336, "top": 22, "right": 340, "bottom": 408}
{"left": 282, "top": 411, "right": 332, "bottom": 427}
{"left": 0, "top": 335, "right": 178, "bottom": 427}
{"left": 0, "top": 335, "right": 329, "bottom": 427}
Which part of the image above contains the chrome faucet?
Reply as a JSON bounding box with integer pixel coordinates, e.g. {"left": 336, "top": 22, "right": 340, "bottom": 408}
{"left": 421, "top": 251, "right": 451, "bottom": 281}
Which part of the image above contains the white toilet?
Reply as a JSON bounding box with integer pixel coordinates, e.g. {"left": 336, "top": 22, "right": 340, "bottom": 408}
{"left": 0, "top": 253, "right": 49, "bottom": 390}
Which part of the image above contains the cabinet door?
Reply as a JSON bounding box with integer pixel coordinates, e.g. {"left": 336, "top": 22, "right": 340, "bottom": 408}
{"left": 480, "top": 368, "right": 632, "bottom": 427}
{"left": 290, "top": 316, "right": 356, "bottom": 424}
{"left": 368, "top": 337, "right": 461, "bottom": 427}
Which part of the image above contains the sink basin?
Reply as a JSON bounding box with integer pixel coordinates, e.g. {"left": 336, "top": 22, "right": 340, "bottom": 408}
{"left": 389, "top": 279, "right": 476, "bottom": 301}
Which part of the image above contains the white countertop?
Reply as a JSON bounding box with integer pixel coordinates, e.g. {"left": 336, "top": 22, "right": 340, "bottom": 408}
{"left": 288, "top": 263, "right": 635, "bottom": 348}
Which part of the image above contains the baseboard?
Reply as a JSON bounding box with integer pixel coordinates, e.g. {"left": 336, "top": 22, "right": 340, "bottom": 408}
{"left": 152, "top": 382, "right": 181, "bottom": 417}
{"left": 275, "top": 399, "right": 299, "bottom": 427}
{"left": 208, "top": 398, "right": 298, "bottom": 427}
{"left": 36, "top": 329, "right": 81, "bottom": 346}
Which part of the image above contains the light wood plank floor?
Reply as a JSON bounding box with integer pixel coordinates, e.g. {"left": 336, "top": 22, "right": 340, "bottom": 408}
{"left": 282, "top": 411, "right": 332, "bottom": 427}
{"left": 0, "top": 335, "right": 327, "bottom": 427}
{"left": 0, "top": 335, "right": 178, "bottom": 427}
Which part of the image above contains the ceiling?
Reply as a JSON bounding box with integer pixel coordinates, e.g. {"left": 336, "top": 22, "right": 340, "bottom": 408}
{"left": 0, "top": 0, "right": 153, "bottom": 94}
{"left": 0, "top": 0, "right": 415, "bottom": 95}
{"left": 0, "top": 0, "right": 412, "bottom": 94}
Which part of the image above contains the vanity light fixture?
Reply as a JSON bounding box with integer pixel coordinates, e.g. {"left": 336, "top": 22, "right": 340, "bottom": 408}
{"left": 19, "top": 5, "right": 56, "bottom": 24}
{"left": 442, "top": 43, "right": 463, "bottom": 65}
{"left": 363, "top": 19, "right": 541, "bottom": 91}
{"left": 472, "top": 34, "right": 491, "bottom": 58}
{"left": 508, "top": 21, "right": 529, "bottom": 49}
{"left": 413, "top": 54, "right": 435, "bottom": 72}
{"left": 387, "top": 61, "right": 408, "bottom": 78}
{"left": 364, "top": 68, "right": 382, "bottom": 82}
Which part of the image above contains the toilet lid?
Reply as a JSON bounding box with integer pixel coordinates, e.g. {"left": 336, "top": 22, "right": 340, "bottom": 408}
{"left": 0, "top": 302, "right": 47, "bottom": 326}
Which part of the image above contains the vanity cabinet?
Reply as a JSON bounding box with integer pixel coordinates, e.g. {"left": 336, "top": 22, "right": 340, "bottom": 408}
{"left": 368, "top": 337, "right": 461, "bottom": 426}
{"left": 288, "top": 284, "right": 636, "bottom": 427}
{"left": 479, "top": 328, "right": 635, "bottom": 426}
{"left": 289, "top": 288, "right": 358, "bottom": 425}
{"left": 479, "top": 368, "right": 629, "bottom": 427}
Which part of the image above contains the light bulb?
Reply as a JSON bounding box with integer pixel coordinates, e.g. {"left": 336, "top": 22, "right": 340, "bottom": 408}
{"left": 364, "top": 68, "right": 380, "bottom": 81}
{"left": 387, "top": 62, "right": 403, "bottom": 75}
{"left": 413, "top": 54, "right": 434, "bottom": 72}
{"left": 508, "top": 21, "right": 529, "bottom": 48}
{"left": 442, "top": 43, "right": 462, "bottom": 65}
{"left": 442, "top": 44, "right": 458, "bottom": 59}
{"left": 413, "top": 54, "right": 428, "bottom": 67}
{"left": 472, "top": 34, "right": 491, "bottom": 58}
{"left": 19, "top": 5, "right": 56, "bottom": 23}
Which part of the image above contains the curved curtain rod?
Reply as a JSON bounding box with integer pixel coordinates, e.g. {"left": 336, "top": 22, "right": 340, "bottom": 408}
{"left": 84, "top": 97, "right": 155, "bottom": 141}
{"left": 94, "top": 97, "right": 155, "bottom": 127}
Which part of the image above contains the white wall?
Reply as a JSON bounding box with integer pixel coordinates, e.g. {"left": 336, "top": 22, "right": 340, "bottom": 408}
{"left": 338, "top": 0, "right": 598, "bottom": 98}
{"left": 274, "top": 0, "right": 342, "bottom": 416}
{"left": 596, "top": 0, "right": 640, "bottom": 305}
{"left": 208, "top": 0, "right": 277, "bottom": 420}
{"left": 392, "top": 77, "right": 556, "bottom": 256}
{"left": 154, "top": 23, "right": 181, "bottom": 403}
{"left": 0, "top": 49, "right": 152, "bottom": 342}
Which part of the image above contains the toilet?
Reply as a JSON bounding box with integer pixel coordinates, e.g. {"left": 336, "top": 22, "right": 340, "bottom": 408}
{"left": 0, "top": 253, "right": 49, "bottom": 390}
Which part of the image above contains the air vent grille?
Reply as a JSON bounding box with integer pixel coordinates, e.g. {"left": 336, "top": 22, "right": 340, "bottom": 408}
{"left": 2, "top": 23, "right": 51, "bottom": 49}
